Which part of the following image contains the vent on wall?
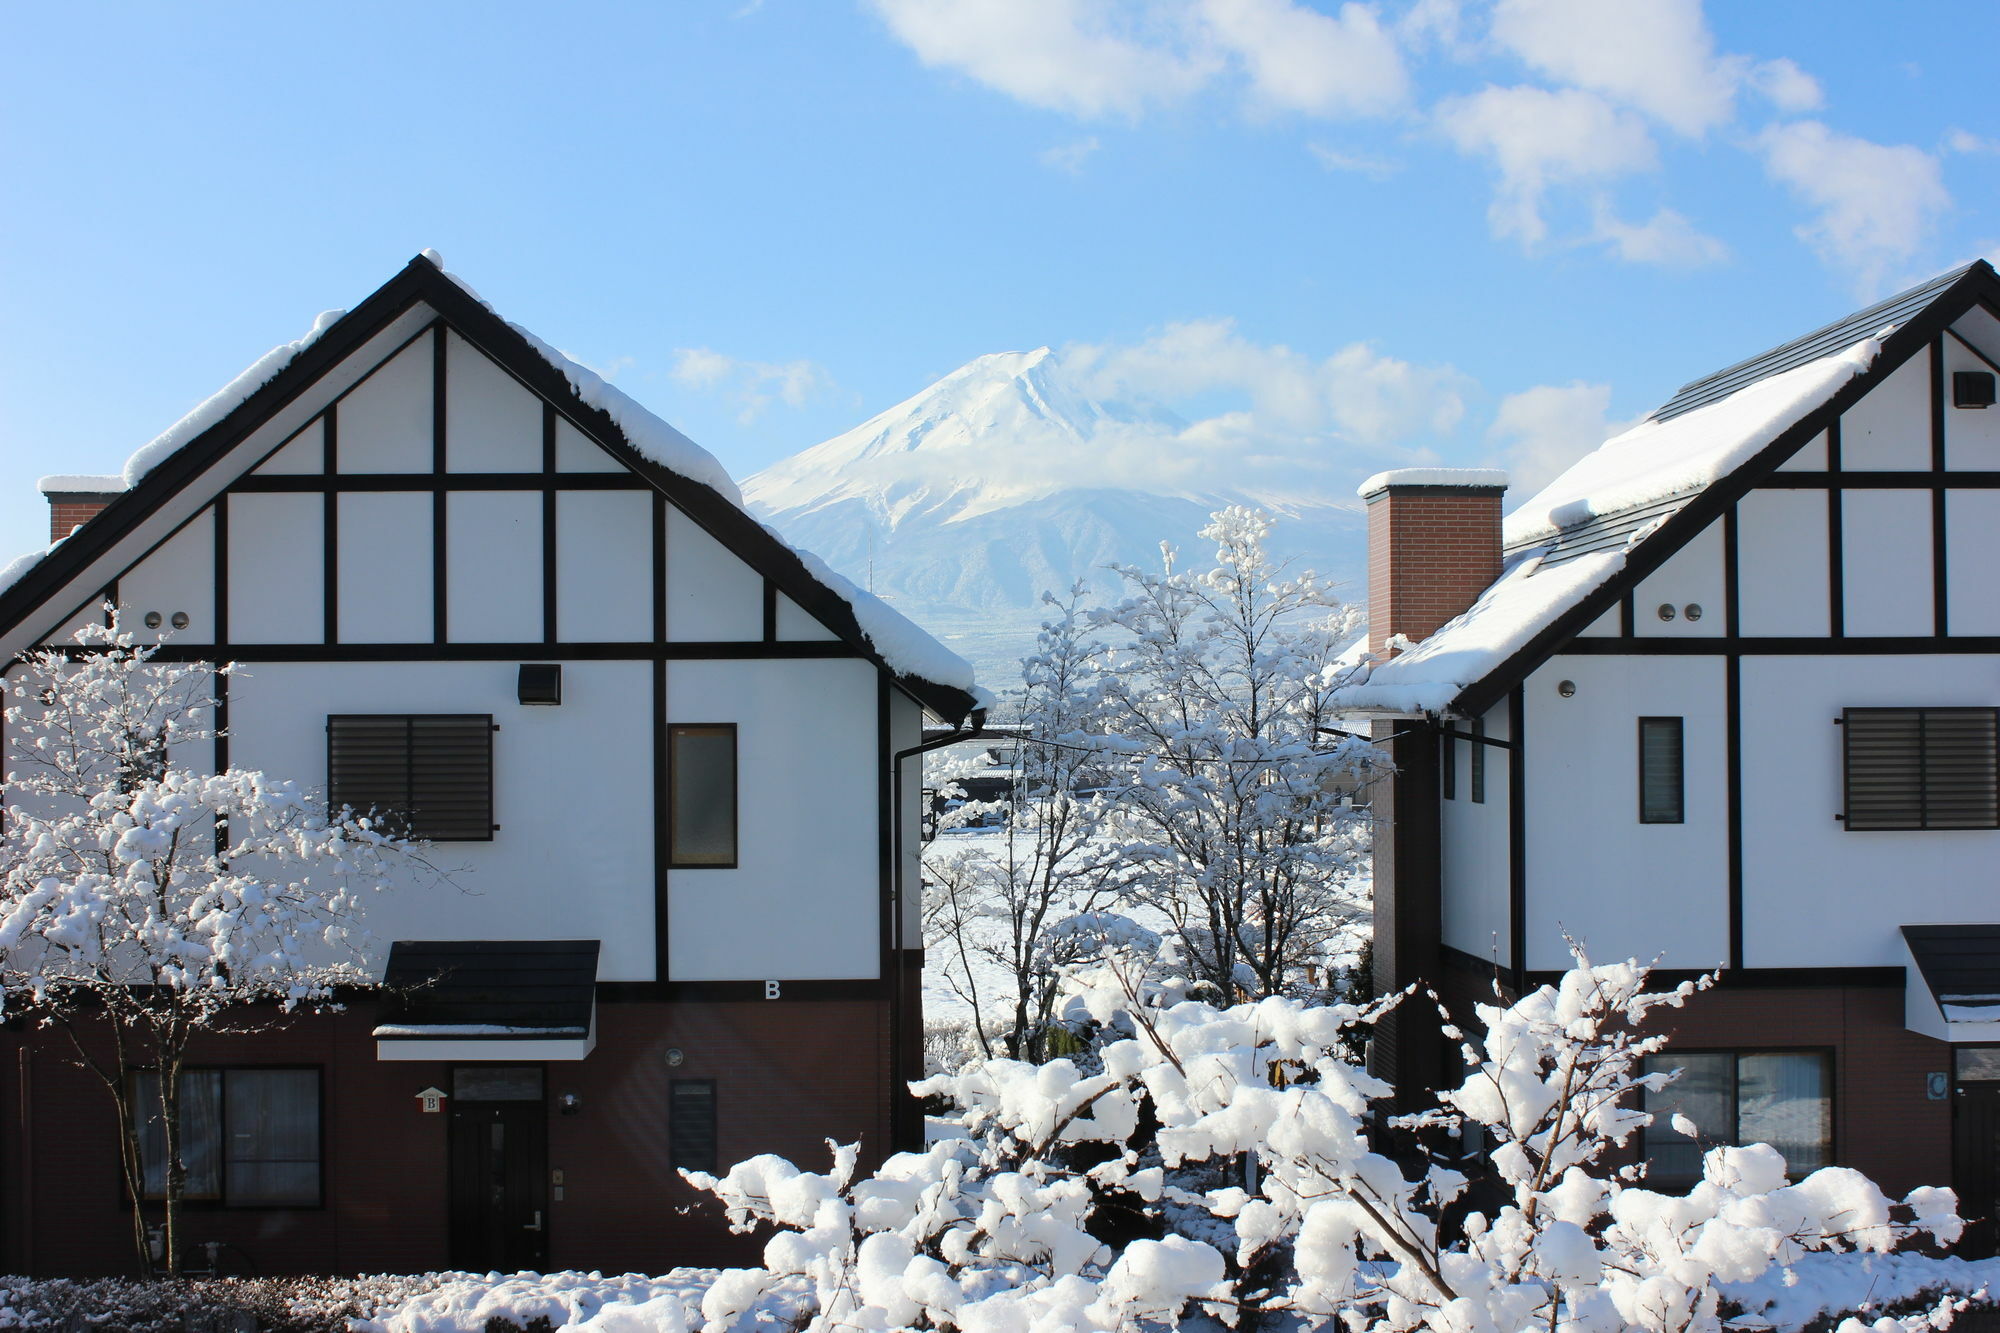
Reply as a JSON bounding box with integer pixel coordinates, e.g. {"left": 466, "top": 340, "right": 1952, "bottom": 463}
{"left": 1842, "top": 707, "right": 2000, "bottom": 831}
{"left": 1955, "top": 370, "right": 1997, "bottom": 409}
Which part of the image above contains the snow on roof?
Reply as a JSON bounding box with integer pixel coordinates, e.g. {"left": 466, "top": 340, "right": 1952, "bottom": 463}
{"left": 1357, "top": 467, "right": 1508, "bottom": 499}
{"left": 1337, "top": 334, "right": 1883, "bottom": 715}
{"left": 37, "top": 474, "right": 126, "bottom": 495}
{"left": 1504, "top": 335, "right": 1881, "bottom": 549}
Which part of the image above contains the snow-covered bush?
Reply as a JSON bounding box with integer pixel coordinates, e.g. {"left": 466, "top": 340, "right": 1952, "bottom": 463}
{"left": 682, "top": 949, "right": 1962, "bottom": 1332}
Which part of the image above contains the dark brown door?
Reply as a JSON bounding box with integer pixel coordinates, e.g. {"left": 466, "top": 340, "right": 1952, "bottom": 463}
{"left": 449, "top": 1101, "right": 549, "bottom": 1271}
{"left": 1955, "top": 1084, "right": 2000, "bottom": 1258}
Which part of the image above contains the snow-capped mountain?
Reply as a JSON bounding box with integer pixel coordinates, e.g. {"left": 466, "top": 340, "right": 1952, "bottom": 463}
{"left": 743, "top": 348, "right": 1369, "bottom": 676}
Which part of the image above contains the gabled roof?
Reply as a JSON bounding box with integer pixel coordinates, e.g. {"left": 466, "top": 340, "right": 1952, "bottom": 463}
{"left": 1, "top": 254, "right": 981, "bottom": 722}
{"left": 1338, "top": 260, "right": 2000, "bottom": 718}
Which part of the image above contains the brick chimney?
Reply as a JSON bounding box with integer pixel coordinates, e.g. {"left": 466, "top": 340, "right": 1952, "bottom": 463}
{"left": 39, "top": 475, "right": 126, "bottom": 543}
{"left": 1360, "top": 468, "right": 1508, "bottom": 658}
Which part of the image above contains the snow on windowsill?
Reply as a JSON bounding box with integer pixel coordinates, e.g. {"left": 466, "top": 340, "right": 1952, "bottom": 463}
{"left": 371, "top": 1023, "right": 589, "bottom": 1038}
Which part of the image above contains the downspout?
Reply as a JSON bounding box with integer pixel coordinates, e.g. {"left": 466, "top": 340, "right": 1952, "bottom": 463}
{"left": 887, "top": 707, "right": 988, "bottom": 1150}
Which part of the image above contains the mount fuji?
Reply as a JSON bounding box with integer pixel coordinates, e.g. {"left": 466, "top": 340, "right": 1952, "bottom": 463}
{"left": 743, "top": 348, "right": 1371, "bottom": 679}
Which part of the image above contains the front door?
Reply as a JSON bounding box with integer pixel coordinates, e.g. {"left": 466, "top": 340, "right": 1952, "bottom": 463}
{"left": 449, "top": 1068, "right": 549, "bottom": 1272}
{"left": 1957, "top": 1080, "right": 2000, "bottom": 1258}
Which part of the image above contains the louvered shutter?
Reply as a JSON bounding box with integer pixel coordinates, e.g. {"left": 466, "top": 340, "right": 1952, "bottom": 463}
{"left": 328, "top": 714, "right": 493, "bottom": 841}
{"left": 1638, "top": 717, "right": 1684, "bottom": 824}
{"left": 1843, "top": 707, "right": 1998, "bottom": 831}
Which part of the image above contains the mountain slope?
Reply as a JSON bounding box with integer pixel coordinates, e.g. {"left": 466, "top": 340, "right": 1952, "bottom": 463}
{"left": 744, "top": 349, "right": 1368, "bottom": 676}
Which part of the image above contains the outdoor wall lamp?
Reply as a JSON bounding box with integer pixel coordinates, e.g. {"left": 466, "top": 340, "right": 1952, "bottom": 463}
{"left": 558, "top": 1092, "right": 583, "bottom": 1116}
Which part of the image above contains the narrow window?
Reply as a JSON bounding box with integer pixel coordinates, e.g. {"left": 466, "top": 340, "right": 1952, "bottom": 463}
{"left": 1843, "top": 707, "right": 2000, "bottom": 831}
{"left": 1639, "top": 717, "right": 1685, "bottom": 824}
{"left": 1441, "top": 730, "right": 1456, "bottom": 801}
{"left": 131, "top": 1068, "right": 322, "bottom": 1206}
{"left": 669, "top": 724, "right": 738, "bottom": 867}
{"left": 328, "top": 714, "right": 494, "bottom": 840}
{"left": 669, "top": 1079, "right": 717, "bottom": 1174}
{"left": 1470, "top": 719, "right": 1486, "bottom": 804}
{"left": 1639, "top": 1051, "right": 1829, "bottom": 1187}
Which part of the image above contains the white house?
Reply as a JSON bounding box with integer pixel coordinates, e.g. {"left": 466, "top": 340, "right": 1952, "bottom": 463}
{"left": 1342, "top": 260, "right": 2000, "bottom": 1249}
{"left": 0, "top": 253, "right": 983, "bottom": 1276}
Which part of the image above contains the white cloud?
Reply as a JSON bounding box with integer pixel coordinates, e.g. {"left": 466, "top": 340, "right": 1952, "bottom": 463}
{"left": 1039, "top": 136, "right": 1102, "bottom": 174}
{"left": 1749, "top": 57, "right": 1823, "bottom": 114}
{"left": 865, "top": 0, "right": 1213, "bottom": 118}
{"left": 1066, "top": 317, "right": 1467, "bottom": 445}
{"left": 1197, "top": 0, "right": 1408, "bottom": 117}
{"left": 1590, "top": 202, "right": 1728, "bottom": 267}
{"left": 1946, "top": 128, "right": 1998, "bottom": 155}
{"left": 1308, "top": 143, "right": 1398, "bottom": 178}
{"left": 866, "top": 0, "right": 1408, "bottom": 121}
{"left": 671, "top": 348, "right": 834, "bottom": 422}
{"left": 1434, "top": 85, "right": 1656, "bottom": 246}
{"left": 1489, "top": 0, "right": 1738, "bottom": 136}
{"left": 1756, "top": 120, "right": 1951, "bottom": 295}
{"left": 1487, "top": 381, "right": 1631, "bottom": 498}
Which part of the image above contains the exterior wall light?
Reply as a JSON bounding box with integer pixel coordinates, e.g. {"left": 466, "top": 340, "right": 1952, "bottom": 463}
{"left": 558, "top": 1092, "right": 582, "bottom": 1116}
{"left": 1657, "top": 604, "right": 1676, "bottom": 621}
{"left": 1558, "top": 680, "right": 1577, "bottom": 697}
{"left": 1954, "top": 370, "right": 1996, "bottom": 408}
{"left": 143, "top": 611, "right": 162, "bottom": 628}
{"left": 171, "top": 612, "right": 190, "bottom": 629}
{"left": 1684, "top": 604, "right": 1703, "bottom": 621}
{"left": 518, "top": 663, "right": 563, "bottom": 706}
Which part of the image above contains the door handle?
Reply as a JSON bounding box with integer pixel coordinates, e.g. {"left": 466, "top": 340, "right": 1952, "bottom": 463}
{"left": 523, "top": 1210, "right": 543, "bottom": 1232}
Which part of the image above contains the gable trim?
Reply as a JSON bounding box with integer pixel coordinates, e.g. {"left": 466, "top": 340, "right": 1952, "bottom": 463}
{"left": 1451, "top": 263, "right": 2000, "bottom": 718}
{"left": 2, "top": 257, "right": 977, "bottom": 722}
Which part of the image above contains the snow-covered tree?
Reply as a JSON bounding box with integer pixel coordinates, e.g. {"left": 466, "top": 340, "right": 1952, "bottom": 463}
{"left": 0, "top": 620, "right": 418, "bottom": 1276}
{"left": 924, "top": 587, "right": 1128, "bottom": 1063}
{"left": 683, "top": 946, "right": 1962, "bottom": 1333}
{"left": 1092, "top": 506, "right": 1377, "bottom": 999}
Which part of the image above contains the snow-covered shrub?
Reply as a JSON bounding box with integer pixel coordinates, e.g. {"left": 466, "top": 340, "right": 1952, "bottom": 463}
{"left": 681, "top": 949, "right": 1962, "bottom": 1333}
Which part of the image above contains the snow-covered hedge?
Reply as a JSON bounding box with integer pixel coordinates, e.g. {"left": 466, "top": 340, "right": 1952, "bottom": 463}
{"left": 678, "top": 951, "right": 1970, "bottom": 1332}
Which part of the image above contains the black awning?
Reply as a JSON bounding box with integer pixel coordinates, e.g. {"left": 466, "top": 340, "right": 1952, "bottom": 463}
{"left": 1902, "top": 925, "right": 2000, "bottom": 1017}
{"left": 374, "top": 939, "right": 600, "bottom": 1040}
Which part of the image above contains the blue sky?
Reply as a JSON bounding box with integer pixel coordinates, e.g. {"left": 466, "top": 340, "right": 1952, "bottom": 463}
{"left": 3, "top": 0, "right": 1995, "bottom": 547}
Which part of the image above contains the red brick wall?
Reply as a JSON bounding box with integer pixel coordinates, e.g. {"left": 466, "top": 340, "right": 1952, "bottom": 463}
{"left": 0, "top": 996, "right": 893, "bottom": 1276}
{"left": 1366, "top": 489, "right": 1505, "bottom": 657}
{"left": 46, "top": 495, "right": 116, "bottom": 543}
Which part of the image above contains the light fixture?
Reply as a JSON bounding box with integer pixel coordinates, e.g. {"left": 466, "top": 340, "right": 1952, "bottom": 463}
{"left": 1657, "top": 603, "right": 1676, "bottom": 621}
{"left": 1684, "top": 604, "right": 1703, "bottom": 621}
{"left": 1557, "top": 680, "right": 1577, "bottom": 698}
{"left": 665, "top": 1048, "right": 685, "bottom": 1067}
{"left": 1954, "top": 370, "right": 1996, "bottom": 409}
{"left": 558, "top": 1092, "right": 582, "bottom": 1116}
{"left": 171, "top": 612, "right": 189, "bottom": 629}
{"left": 518, "top": 663, "right": 563, "bottom": 706}
{"left": 143, "top": 611, "right": 162, "bottom": 628}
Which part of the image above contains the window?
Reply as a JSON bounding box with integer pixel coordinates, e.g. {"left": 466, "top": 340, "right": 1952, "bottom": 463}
{"left": 1470, "top": 719, "right": 1486, "bottom": 804}
{"left": 1842, "top": 707, "right": 2000, "bottom": 831}
{"left": 669, "top": 724, "right": 737, "bottom": 867}
{"left": 1639, "top": 1051, "right": 1830, "bottom": 1185}
{"left": 130, "top": 1068, "right": 321, "bottom": 1206}
{"left": 669, "top": 1079, "right": 717, "bottom": 1173}
{"left": 1441, "top": 730, "right": 1456, "bottom": 801}
{"left": 328, "top": 714, "right": 494, "bottom": 841}
{"left": 1639, "top": 717, "right": 1684, "bottom": 824}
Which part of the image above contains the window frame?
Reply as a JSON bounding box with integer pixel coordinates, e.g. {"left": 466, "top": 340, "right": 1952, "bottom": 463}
{"left": 1638, "top": 716, "right": 1686, "bottom": 825}
{"left": 124, "top": 1064, "right": 326, "bottom": 1210}
{"left": 327, "top": 713, "right": 496, "bottom": 842}
{"left": 1841, "top": 706, "right": 2000, "bottom": 832}
{"left": 1638, "top": 1047, "right": 1834, "bottom": 1187}
{"left": 1469, "top": 718, "right": 1486, "bottom": 805}
{"left": 667, "top": 723, "right": 739, "bottom": 869}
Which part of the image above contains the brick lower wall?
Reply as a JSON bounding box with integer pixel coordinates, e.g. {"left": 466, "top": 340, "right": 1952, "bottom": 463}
{"left": 0, "top": 996, "right": 892, "bottom": 1276}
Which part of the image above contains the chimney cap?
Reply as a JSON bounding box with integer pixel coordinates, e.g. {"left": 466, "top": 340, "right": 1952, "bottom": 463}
{"left": 1358, "top": 468, "right": 1508, "bottom": 502}
{"left": 37, "top": 474, "right": 127, "bottom": 498}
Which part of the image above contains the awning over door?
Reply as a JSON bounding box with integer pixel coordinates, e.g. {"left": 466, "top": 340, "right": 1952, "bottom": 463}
{"left": 1902, "top": 925, "right": 2000, "bottom": 1044}
{"left": 374, "top": 940, "right": 600, "bottom": 1061}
